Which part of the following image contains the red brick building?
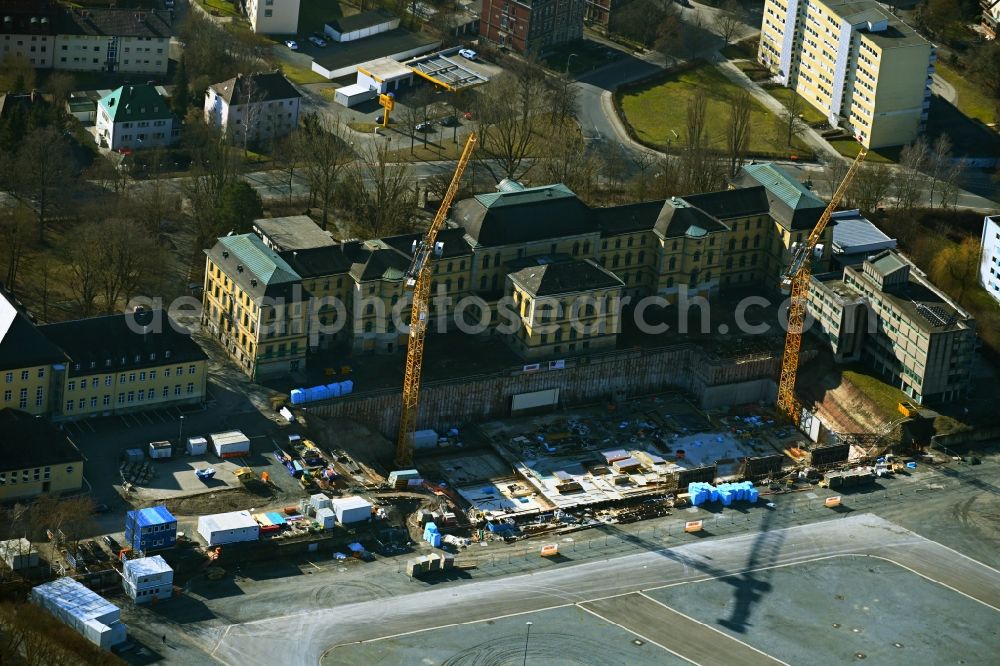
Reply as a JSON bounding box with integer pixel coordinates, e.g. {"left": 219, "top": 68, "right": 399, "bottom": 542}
{"left": 480, "top": 0, "right": 585, "bottom": 54}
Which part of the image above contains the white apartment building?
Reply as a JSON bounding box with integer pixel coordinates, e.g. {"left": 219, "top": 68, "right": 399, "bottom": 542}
{"left": 204, "top": 71, "right": 302, "bottom": 143}
{"left": 96, "top": 84, "right": 177, "bottom": 151}
{"left": 758, "top": 0, "right": 935, "bottom": 148}
{"left": 979, "top": 215, "right": 1000, "bottom": 304}
{"left": 244, "top": 0, "right": 301, "bottom": 34}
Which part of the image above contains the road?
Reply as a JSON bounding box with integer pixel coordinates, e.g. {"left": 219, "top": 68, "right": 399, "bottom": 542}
{"left": 192, "top": 513, "right": 999, "bottom": 665}
{"left": 117, "top": 451, "right": 1000, "bottom": 664}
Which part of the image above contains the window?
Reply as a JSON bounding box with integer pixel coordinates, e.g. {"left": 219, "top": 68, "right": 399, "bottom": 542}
{"left": 149, "top": 370, "right": 156, "bottom": 380}
{"left": 19, "top": 389, "right": 27, "bottom": 409}
{"left": 139, "top": 371, "right": 146, "bottom": 381}
{"left": 119, "top": 373, "right": 126, "bottom": 383}
{"left": 37, "top": 368, "right": 44, "bottom": 378}
{"left": 127, "top": 391, "right": 135, "bottom": 403}
{"left": 66, "top": 400, "right": 74, "bottom": 412}
{"left": 148, "top": 389, "right": 154, "bottom": 400}
{"left": 138, "top": 390, "right": 145, "bottom": 402}
{"left": 164, "top": 368, "right": 170, "bottom": 377}
{"left": 176, "top": 366, "right": 183, "bottom": 375}
{"left": 4, "top": 372, "right": 11, "bottom": 383}
{"left": 162, "top": 386, "right": 169, "bottom": 398}
{"left": 118, "top": 393, "right": 125, "bottom": 404}
{"left": 21, "top": 370, "right": 28, "bottom": 381}
{"left": 175, "top": 385, "right": 182, "bottom": 396}
{"left": 66, "top": 466, "right": 74, "bottom": 474}
{"left": 3, "top": 390, "right": 9, "bottom": 402}
{"left": 103, "top": 395, "right": 111, "bottom": 406}
{"left": 35, "top": 387, "right": 43, "bottom": 407}
{"left": 129, "top": 372, "right": 136, "bottom": 382}
{"left": 79, "top": 398, "right": 86, "bottom": 409}
{"left": 187, "top": 382, "right": 194, "bottom": 394}
{"left": 68, "top": 380, "right": 76, "bottom": 392}
{"left": 105, "top": 375, "right": 112, "bottom": 386}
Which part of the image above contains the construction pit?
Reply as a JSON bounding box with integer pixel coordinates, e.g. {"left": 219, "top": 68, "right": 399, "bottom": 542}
{"left": 435, "top": 394, "right": 807, "bottom": 526}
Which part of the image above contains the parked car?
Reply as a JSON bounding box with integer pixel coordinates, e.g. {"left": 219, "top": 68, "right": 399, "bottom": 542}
{"left": 458, "top": 48, "right": 477, "bottom": 60}
{"left": 309, "top": 34, "right": 327, "bottom": 47}
{"left": 284, "top": 39, "right": 298, "bottom": 50}
{"left": 375, "top": 114, "right": 387, "bottom": 124}
{"left": 415, "top": 121, "right": 434, "bottom": 132}
{"left": 438, "top": 115, "right": 459, "bottom": 127}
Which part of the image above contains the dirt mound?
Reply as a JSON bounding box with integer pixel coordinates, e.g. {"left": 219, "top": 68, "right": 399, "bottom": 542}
{"left": 150, "top": 487, "right": 278, "bottom": 516}
{"left": 303, "top": 414, "right": 395, "bottom": 467}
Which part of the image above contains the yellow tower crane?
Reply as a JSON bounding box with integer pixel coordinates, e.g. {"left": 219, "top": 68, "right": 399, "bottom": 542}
{"left": 395, "top": 133, "right": 477, "bottom": 467}
{"left": 776, "top": 149, "right": 867, "bottom": 424}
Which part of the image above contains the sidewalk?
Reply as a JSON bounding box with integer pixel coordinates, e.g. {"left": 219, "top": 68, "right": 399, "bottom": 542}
{"left": 710, "top": 53, "right": 845, "bottom": 164}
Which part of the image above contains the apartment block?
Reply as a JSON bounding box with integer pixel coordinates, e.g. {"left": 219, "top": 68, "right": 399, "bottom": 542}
{"left": 204, "top": 71, "right": 302, "bottom": 143}
{"left": 480, "top": 0, "right": 585, "bottom": 54}
{"left": 979, "top": 215, "right": 1000, "bottom": 304}
{"left": 244, "top": 0, "right": 300, "bottom": 35}
{"left": 96, "top": 84, "right": 177, "bottom": 151}
{"left": 758, "top": 0, "right": 935, "bottom": 148}
{"left": 808, "top": 250, "right": 976, "bottom": 404}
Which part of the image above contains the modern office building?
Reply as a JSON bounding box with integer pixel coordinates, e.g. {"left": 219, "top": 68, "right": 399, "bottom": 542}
{"left": 758, "top": 0, "right": 935, "bottom": 148}
{"left": 979, "top": 215, "right": 1000, "bottom": 304}
{"left": 808, "top": 250, "right": 976, "bottom": 403}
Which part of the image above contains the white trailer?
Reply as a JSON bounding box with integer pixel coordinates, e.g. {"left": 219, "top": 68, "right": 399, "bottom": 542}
{"left": 210, "top": 431, "right": 250, "bottom": 458}
{"left": 332, "top": 496, "right": 373, "bottom": 524}
{"left": 335, "top": 83, "right": 376, "bottom": 107}
{"left": 148, "top": 441, "right": 172, "bottom": 459}
{"left": 197, "top": 510, "right": 260, "bottom": 546}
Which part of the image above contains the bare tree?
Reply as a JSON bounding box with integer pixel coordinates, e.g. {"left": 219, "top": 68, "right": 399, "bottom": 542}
{"left": 848, "top": 162, "right": 894, "bottom": 212}
{"left": 686, "top": 89, "right": 707, "bottom": 152}
{"left": 94, "top": 218, "right": 163, "bottom": 313}
{"left": 930, "top": 236, "right": 980, "bottom": 304}
{"left": 473, "top": 69, "right": 546, "bottom": 179}
{"left": 938, "top": 158, "right": 965, "bottom": 210}
{"left": 894, "top": 137, "right": 930, "bottom": 211}
{"left": 239, "top": 74, "right": 263, "bottom": 155}
{"left": 15, "top": 127, "right": 76, "bottom": 242}
{"left": 182, "top": 112, "right": 244, "bottom": 247}
{"left": 0, "top": 205, "right": 31, "bottom": 288}
{"left": 343, "top": 141, "right": 415, "bottom": 238}
{"left": 65, "top": 223, "right": 104, "bottom": 316}
{"left": 726, "top": 89, "right": 753, "bottom": 176}
{"left": 273, "top": 133, "right": 305, "bottom": 205}
{"left": 926, "top": 134, "right": 952, "bottom": 206}
{"left": 781, "top": 90, "right": 802, "bottom": 146}
{"left": 300, "top": 113, "right": 353, "bottom": 229}
{"left": 714, "top": 0, "right": 746, "bottom": 46}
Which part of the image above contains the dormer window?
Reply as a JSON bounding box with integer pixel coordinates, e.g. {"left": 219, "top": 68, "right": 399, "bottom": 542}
{"left": 149, "top": 352, "right": 156, "bottom": 361}
{"left": 165, "top": 350, "right": 171, "bottom": 359}
{"left": 134, "top": 354, "right": 141, "bottom": 362}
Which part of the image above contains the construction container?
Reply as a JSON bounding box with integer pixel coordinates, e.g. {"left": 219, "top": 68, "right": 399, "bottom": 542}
{"left": 197, "top": 510, "right": 260, "bottom": 546}
{"left": 125, "top": 506, "right": 177, "bottom": 553}
{"left": 0, "top": 538, "right": 39, "bottom": 570}
{"left": 427, "top": 553, "right": 443, "bottom": 571}
{"left": 186, "top": 436, "right": 208, "bottom": 456}
{"left": 315, "top": 507, "right": 336, "bottom": 530}
{"left": 123, "top": 556, "right": 173, "bottom": 603}
{"left": 310, "top": 493, "right": 332, "bottom": 511}
{"left": 331, "top": 496, "right": 372, "bottom": 524}
{"left": 210, "top": 431, "right": 251, "bottom": 458}
{"left": 409, "top": 429, "right": 438, "bottom": 450}
{"left": 123, "top": 448, "right": 144, "bottom": 463}
{"left": 31, "top": 577, "right": 127, "bottom": 650}
{"left": 148, "top": 441, "right": 172, "bottom": 459}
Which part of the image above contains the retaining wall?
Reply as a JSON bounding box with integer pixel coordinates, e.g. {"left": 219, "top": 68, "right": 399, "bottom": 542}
{"left": 304, "top": 344, "right": 797, "bottom": 438}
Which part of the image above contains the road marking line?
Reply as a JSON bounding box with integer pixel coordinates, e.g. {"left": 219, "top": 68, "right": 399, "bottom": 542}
{"left": 460, "top": 604, "right": 574, "bottom": 627}
{"left": 636, "top": 592, "right": 790, "bottom": 665}
{"left": 577, "top": 603, "right": 701, "bottom": 666}
{"left": 863, "top": 554, "right": 1000, "bottom": 613}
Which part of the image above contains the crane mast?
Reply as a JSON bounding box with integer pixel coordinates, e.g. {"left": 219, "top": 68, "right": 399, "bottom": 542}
{"left": 776, "top": 149, "right": 867, "bottom": 424}
{"left": 395, "top": 134, "right": 477, "bottom": 467}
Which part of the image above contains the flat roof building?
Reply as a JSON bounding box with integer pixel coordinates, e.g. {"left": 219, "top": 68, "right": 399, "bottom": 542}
{"left": 253, "top": 215, "right": 336, "bottom": 252}
{"left": 31, "top": 577, "right": 127, "bottom": 650}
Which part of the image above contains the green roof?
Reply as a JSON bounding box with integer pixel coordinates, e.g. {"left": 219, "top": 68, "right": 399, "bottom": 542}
{"left": 99, "top": 84, "right": 172, "bottom": 123}
{"left": 218, "top": 234, "right": 301, "bottom": 285}
{"left": 475, "top": 183, "right": 576, "bottom": 208}
{"left": 741, "top": 163, "right": 825, "bottom": 212}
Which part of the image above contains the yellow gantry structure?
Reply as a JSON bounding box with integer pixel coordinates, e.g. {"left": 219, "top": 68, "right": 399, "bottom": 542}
{"left": 776, "top": 148, "right": 868, "bottom": 423}
{"left": 395, "top": 134, "right": 477, "bottom": 467}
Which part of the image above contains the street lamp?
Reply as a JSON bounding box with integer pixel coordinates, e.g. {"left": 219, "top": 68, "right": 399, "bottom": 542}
{"left": 178, "top": 414, "right": 185, "bottom": 448}
{"left": 565, "top": 53, "right": 578, "bottom": 77}
{"left": 523, "top": 621, "right": 533, "bottom": 666}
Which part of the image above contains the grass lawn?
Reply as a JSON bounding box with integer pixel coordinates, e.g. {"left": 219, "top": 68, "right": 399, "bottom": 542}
{"left": 766, "top": 86, "right": 827, "bottom": 125}
{"left": 298, "top": 0, "right": 346, "bottom": 36}
{"left": 619, "top": 63, "right": 812, "bottom": 157}
{"left": 198, "top": 0, "right": 239, "bottom": 18}
{"left": 935, "top": 62, "right": 997, "bottom": 125}
{"left": 279, "top": 61, "right": 327, "bottom": 84}
{"left": 842, "top": 367, "right": 908, "bottom": 419}
{"left": 828, "top": 138, "right": 899, "bottom": 163}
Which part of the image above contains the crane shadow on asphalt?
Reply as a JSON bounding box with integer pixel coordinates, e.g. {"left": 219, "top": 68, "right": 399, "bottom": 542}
{"left": 591, "top": 502, "right": 786, "bottom": 634}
